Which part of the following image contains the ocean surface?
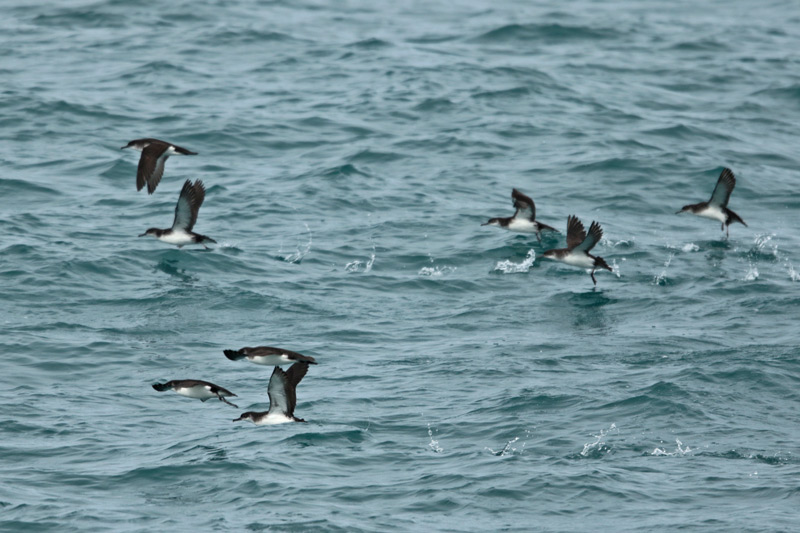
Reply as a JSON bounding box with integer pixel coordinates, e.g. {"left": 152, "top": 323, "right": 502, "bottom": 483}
{"left": 2, "top": 0, "right": 799, "bottom": 531}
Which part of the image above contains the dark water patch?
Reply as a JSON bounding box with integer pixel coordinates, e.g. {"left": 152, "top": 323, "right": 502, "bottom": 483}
{"left": 282, "top": 429, "right": 368, "bottom": 446}
{"left": 656, "top": 82, "right": 713, "bottom": 93}
{"left": 346, "top": 149, "right": 408, "bottom": 164}
{"left": 406, "top": 34, "right": 459, "bottom": 44}
{"left": 472, "top": 86, "right": 534, "bottom": 99}
{"left": 474, "top": 23, "right": 619, "bottom": 43}
{"left": 697, "top": 450, "right": 798, "bottom": 466}
{"left": 209, "top": 29, "right": 298, "bottom": 45}
{"left": 641, "top": 124, "right": 737, "bottom": 142}
{"left": 98, "top": 159, "right": 134, "bottom": 180}
{"left": 25, "top": 100, "right": 129, "bottom": 123}
{"left": 413, "top": 97, "right": 456, "bottom": 112}
{"left": 346, "top": 38, "right": 393, "bottom": 49}
{"left": 569, "top": 157, "right": 647, "bottom": 174}
{"left": 32, "top": 10, "right": 125, "bottom": 29}
{"left": 0, "top": 521, "right": 60, "bottom": 532}
{"left": 0, "top": 178, "right": 60, "bottom": 197}
{"left": 668, "top": 39, "right": 729, "bottom": 52}
{"left": 118, "top": 61, "right": 200, "bottom": 81}
{"left": 752, "top": 84, "right": 800, "bottom": 107}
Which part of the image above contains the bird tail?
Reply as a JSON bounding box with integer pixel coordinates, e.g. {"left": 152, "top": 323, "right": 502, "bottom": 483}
{"left": 724, "top": 208, "right": 747, "bottom": 227}
{"left": 223, "top": 349, "right": 245, "bottom": 361}
{"left": 199, "top": 234, "right": 217, "bottom": 244}
{"left": 537, "top": 222, "right": 559, "bottom": 233}
{"left": 152, "top": 382, "right": 170, "bottom": 391}
{"left": 595, "top": 256, "right": 613, "bottom": 272}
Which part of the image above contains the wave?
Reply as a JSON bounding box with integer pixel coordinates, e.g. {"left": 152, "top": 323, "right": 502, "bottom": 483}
{"left": 474, "top": 23, "right": 619, "bottom": 43}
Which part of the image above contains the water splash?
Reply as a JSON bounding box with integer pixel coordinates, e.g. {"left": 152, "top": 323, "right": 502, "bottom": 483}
{"left": 345, "top": 242, "right": 376, "bottom": 273}
{"left": 279, "top": 223, "right": 312, "bottom": 263}
{"left": 743, "top": 263, "right": 759, "bottom": 281}
{"left": 486, "top": 430, "right": 530, "bottom": 456}
{"left": 580, "top": 423, "right": 617, "bottom": 457}
{"left": 752, "top": 233, "right": 778, "bottom": 259}
{"left": 602, "top": 237, "right": 634, "bottom": 248}
{"left": 493, "top": 249, "right": 535, "bottom": 273}
{"left": 427, "top": 423, "right": 443, "bottom": 453}
{"left": 787, "top": 263, "right": 800, "bottom": 282}
{"left": 681, "top": 243, "right": 699, "bottom": 252}
{"left": 650, "top": 438, "right": 692, "bottom": 456}
{"left": 609, "top": 258, "right": 622, "bottom": 278}
{"left": 346, "top": 254, "right": 375, "bottom": 272}
{"left": 653, "top": 252, "right": 675, "bottom": 285}
{"left": 418, "top": 265, "right": 456, "bottom": 277}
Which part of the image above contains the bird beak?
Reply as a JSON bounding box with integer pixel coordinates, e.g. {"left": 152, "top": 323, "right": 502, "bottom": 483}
{"left": 138, "top": 233, "right": 147, "bottom": 237}
{"left": 675, "top": 210, "right": 683, "bottom": 214}
{"left": 120, "top": 146, "right": 128, "bottom": 150}
{"left": 480, "top": 222, "right": 489, "bottom": 226}
{"left": 232, "top": 416, "right": 244, "bottom": 422}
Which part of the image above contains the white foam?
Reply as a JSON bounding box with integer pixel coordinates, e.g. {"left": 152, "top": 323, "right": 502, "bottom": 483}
{"left": 650, "top": 438, "right": 692, "bottom": 456}
{"left": 743, "top": 263, "right": 759, "bottom": 281}
{"left": 580, "top": 423, "right": 617, "bottom": 457}
{"left": 753, "top": 233, "right": 778, "bottom": 258}
{"left": 681, "top": 243, "right": 699, "bottom": 253}
{"left": 653, "top": 252, "right": 675, "bottom": 285}
{"left": 346, "top": 242, "right": 376, "bottom": 273}
{"left": 485, "top": 430, "right": 531, "bottom": 457}
{"left": 345, "top": 254, "right": 375, "bottom": 273}
{"left": 610, "top": 258, "right": 621, "bottom": 278}
{"left": 787, "top": 263, "right": 800, "bottom": 282}
{"left": 427, "top": 423, "right": 443, "bottom": 453}
{"left": 493, "top": 249, "right": 535, "bottom": 274}
{"left": 279, "top": 223, "right": 312, "bottom": 263}
{"left": 345, "top": 260, "right": 362, "bottom": 272}
{"left": 418, "top": 265, "right": 455, "bottom": 277}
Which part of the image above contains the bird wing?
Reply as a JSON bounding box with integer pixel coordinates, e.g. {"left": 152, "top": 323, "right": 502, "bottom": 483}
{"left": 171, "top": 179, "right": 206, "bottom": 231}
{"left": 267, "top": 367, "right": 291, "bottom": 415}
{"left": 565, "top": 215, "right": 587, "bottom": 250}
{"left": 574, "top": 221, "right": 603, "bottom": 253}
{"left": 137, "top": 143, "right": 168, "bottom": 194}
{"left": 267, "top": 363, "right": 309, "bottom": 417}
{"left": 511, "top": 188, "right": 535, "bottom": 220}
{"left": 709, "top": 168, "right": 736, "bottom": 208}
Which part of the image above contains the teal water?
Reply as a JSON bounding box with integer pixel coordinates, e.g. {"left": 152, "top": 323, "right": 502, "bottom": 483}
{"left": 2, "top": 0, "right": 800, "bottom": 531}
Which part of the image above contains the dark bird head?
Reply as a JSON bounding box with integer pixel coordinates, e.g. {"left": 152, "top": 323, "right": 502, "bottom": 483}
{"left": 676, "top": 204, "right": 695, "bottom": 215}
{"left": 542, "top": 249, "right": 557, "bottom": 260}
{"left": 152, "top": 382, "right": 170, "bottom": 391}
{"left": 482, "top": 217, "right": 502, "bottom": 227}
{"left": 233, "top": 412, "right": 257, "bottom": 423}
{"left": 139, "top": 228, "right": 161, "bottom": 238}
{"left": 120, "top": 140, "right": 139, "bottom": 150}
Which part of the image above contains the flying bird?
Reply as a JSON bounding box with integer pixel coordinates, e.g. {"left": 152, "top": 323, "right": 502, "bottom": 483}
{"left": 152, "top": 379, "right": 238, "bottom": 407}
{"left": 543, "top": 215, "right": 612, "bottom": 285}
{"left": 233, "top": 363, "right": 310, "bottom": 425}
{"left": 139, "top": 179, "right": 217, "bottom": 248}
{"left": 676, "top": 168, "right": 746, "bottom": 237}
{"left": 482, "top": 188, "right": 558, "bottom": 242}
{"left": 223, "top": 346, "right": 318, "bottom": 366}
{"left": 121, "top": 138, "right": 197, "bottom": 194}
